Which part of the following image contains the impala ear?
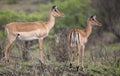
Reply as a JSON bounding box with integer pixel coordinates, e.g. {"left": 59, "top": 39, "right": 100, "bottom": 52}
{"left": 93, "top": 15, "right": 96, "bottom": 19}
{"left": 89, "top": 15, "right": 96, "bottom": 20}
{"left": 52, "top": 5, "right": 57, "bottom": 9}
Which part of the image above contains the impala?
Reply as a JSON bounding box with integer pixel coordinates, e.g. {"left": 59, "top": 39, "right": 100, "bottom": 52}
{"left": 4, "top": 5, "right": 64, "bottom": 62}
{"left": 68, "top": 15, "right": 102, "bottom": 70}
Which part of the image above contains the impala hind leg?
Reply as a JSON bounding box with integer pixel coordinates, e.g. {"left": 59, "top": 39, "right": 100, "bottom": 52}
{"left": 76, "top": 43, "right": 81, "bottom": 71}
{"left": 69, "top": 44, "right": 74, "bottom": 68}
{"left": 4, "top": 36, "right": 16, "bottom": 62}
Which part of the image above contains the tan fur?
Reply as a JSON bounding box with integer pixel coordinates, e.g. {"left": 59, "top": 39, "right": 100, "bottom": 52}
{"left": 4, "top": 5, "right": 64, "bottom": 62}
{"left": 6, "top": 22, "right": 47, "bottom": 32}
{"left": 68, "top": 15, "right": 102, "bottom": 68}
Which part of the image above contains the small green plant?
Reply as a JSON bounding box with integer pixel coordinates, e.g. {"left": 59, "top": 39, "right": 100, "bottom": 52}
{"left": 7, "top": 0, "right": 18, "bottom": 4}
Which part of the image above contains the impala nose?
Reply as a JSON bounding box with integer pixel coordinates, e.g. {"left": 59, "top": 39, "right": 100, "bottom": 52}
{"left": 99, "top": 23, "right": 102, "bottom": 26}
{"left": 61, "top": 13, "right": 65, "bottom": 17}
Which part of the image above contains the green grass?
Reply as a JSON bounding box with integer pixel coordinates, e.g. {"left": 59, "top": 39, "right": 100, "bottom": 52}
{"left": 0, "top": 42, "right": 120, "bottom": 76}
{"left": 105, "top": 43, "right": 120, "bottom": 51}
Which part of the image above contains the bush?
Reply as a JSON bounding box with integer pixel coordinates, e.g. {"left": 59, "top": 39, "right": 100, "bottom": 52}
{"left": 7, "top": 0, "right": 18, "bottom": 4}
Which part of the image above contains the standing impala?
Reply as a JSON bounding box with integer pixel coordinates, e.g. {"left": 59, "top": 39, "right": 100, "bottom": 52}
{"left": 68, "top": 15, "right": 102, "bottom": 69}
{"left": 4, "top": 5, "right": 64, "bottom": 62}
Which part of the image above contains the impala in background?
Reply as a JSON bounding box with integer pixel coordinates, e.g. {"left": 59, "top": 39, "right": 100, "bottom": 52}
{"left": 68, "top": 15, "right": 102, "bottom": 70}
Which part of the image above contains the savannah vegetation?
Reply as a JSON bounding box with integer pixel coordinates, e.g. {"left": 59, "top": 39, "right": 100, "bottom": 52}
{"left": 0, "top": 0, "right": 120, "bottom": 76}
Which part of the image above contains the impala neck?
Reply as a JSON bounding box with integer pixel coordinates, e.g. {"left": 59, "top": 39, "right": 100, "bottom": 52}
{"left": 47, "top": 13, "right": 55, "bottom": 31}
{"left": 85, "top": 21, "right": 93, "bottom": 37}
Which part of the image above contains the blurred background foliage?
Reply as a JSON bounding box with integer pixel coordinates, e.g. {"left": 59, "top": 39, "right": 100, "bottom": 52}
{"left": 0, "top": 0, "right": 120, "bottom": 76}
{"left": 0, "top": 0, "right": 94, "bottom": 35}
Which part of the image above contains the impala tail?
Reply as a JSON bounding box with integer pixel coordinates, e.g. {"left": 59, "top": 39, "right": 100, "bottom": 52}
{"left": 68, "top": 29, "right": 80, "bottom": 48}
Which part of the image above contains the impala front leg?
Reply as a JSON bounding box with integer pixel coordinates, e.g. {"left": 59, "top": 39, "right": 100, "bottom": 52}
{"left": 81, "top": 45, "right": 85, "bottom": 68}
{"left": 39, "top": 38, "right": 44, "bottom": 63}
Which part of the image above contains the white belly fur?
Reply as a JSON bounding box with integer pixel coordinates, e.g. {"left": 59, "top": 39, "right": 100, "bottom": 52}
{"left": 16, "top": 29, "right": 43, "bottom": 41}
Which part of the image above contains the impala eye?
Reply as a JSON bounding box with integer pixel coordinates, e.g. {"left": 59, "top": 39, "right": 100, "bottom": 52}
{"left": 92, "top": 18, "right": 95, "bottom": 21}
{"left": 54, "top": 9, "right": 57, "bottom": 12}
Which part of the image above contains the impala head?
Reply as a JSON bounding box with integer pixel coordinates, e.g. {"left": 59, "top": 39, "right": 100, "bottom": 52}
{"left": 88, "top": 15, "right": 102, "bottom": 26}
{"left": 50, "top": 5, "right": 64, "bottom": 17}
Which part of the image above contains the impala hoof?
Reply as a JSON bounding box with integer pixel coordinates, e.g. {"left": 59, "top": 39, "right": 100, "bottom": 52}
{"left": 76, "top": 66, "right": 79, "bottom": 71}
{"left": 69, "top": 63, "right": 72, "bottom": 68}
{"left": 5, "top": 59, "right": 9, "bottom": 63}
{"left": 81, "top": 66, "right": 85, "bottom": 71}
{"left": 82, "top": 66, "right": 84, "bottom": 69}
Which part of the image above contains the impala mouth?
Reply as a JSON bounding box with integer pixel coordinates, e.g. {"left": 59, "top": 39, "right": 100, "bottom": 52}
{"left": 60, "top": 14, "right": 65, "bottom": 18}
{"left": 99, "top": 24, "right": 102, "bottom": 26}
{"left": 99, "top": 23, "right": 102, "bottom": 26}
{"left": 61, "top": 16, "right": 64, "bottom": 18}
